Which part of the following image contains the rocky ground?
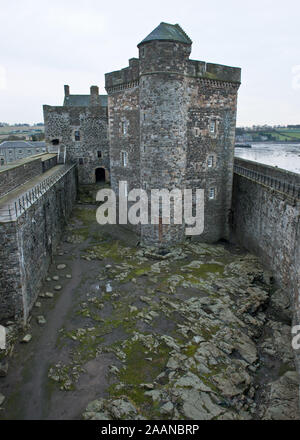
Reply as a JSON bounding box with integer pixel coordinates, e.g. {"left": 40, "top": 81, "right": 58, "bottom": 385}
{"left": 0, "top": 204, "right": 299, "bottom": 420}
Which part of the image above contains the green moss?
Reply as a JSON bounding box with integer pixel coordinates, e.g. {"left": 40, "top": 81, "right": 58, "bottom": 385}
{"left": 203, "top": 72, "right": 218, "bottom": 80}
{"left": 200, "top": 324, "right": 221, "bottom": 341}
{"left": 183, "top": 263, "right": 224, "bottom": 280}
{"left": 184, "top": 344, "right": 198, "bottom": 357}
{"left": 108, "top": 340, "right": 171, "bottom": 416}
{"left": 73, "top": 206, "right": 97, "bottom": 224}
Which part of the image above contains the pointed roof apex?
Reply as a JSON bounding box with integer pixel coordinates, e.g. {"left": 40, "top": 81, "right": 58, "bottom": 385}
{"left": 138, "top": 22, "right": 192, "bottom": 47}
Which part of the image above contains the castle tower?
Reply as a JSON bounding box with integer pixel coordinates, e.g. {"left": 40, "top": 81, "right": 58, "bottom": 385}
{"left": 105, "top": 22, "right": 241, "bottom": 247}
{"left": 138, "top": 23, "right": 192, "bottom": 246}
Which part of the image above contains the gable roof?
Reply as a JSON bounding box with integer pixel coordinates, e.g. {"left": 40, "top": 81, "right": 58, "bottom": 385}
{"left": 138, "top": 22, "right": 192, "bottom": 46}
{"left": 63, "top": 95, "right": 108, "bottom": 107}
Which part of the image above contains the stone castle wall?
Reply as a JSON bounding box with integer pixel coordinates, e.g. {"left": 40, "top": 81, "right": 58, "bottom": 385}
{"left": 186, "top": 76, "right": 239, "bottom": 243}
{"left": 43, "top": 105, "right": 109, "bottom": 184}
{"left": 0, "top": 165, "right": 77, "bottom": 323}
{"left": 0, "top": 158, "right": 43, "bottom": 198}
{"left": 106, "top": 84, "right": 140, "bottom": 198}
{"left": 231, "top": 157, "right": 300, "bottom": 369}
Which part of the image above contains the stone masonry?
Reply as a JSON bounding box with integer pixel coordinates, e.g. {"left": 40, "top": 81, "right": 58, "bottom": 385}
{"left": 0, "top": 156, "right": 76, "bottom": 323}
{"left": 105, "top": 22, "right": 241, "bottom": 246}
{"left": 43, "top": 86, "right": 109, "bottom": 185}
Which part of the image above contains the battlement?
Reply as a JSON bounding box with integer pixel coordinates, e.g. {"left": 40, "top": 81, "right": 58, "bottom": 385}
{"left": 105, "top": 58, "right": 140, "bottom": 92}
{"left": 188, "top": 60, "right": 241, "bottom": 83}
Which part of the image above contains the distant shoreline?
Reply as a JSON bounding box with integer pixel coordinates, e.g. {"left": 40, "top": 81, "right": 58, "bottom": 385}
{"left": 236, "top": 141, "right": 300, "bottom": 145}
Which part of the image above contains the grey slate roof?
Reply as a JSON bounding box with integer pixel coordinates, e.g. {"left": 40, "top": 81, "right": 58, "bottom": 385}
{"left": 63, "top": 95, "right": 108, "bottom": 107}
{"left": 0, "top": 141, "right": 46, "bottom": 149}
{"left": 138, "top": 22, "right": 192, "bottom": 46}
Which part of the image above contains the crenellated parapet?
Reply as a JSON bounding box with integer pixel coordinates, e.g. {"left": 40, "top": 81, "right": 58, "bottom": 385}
{"left": 105, "top": 58, "right": 140, "bottom": 93}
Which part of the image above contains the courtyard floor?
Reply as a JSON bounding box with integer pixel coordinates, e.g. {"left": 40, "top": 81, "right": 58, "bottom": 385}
{"left": 0, "top": 204, "right": 299, "bottom": 420}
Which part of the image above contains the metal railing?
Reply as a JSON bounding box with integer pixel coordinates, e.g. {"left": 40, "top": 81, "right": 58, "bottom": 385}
{"left": 0, "top": 163, "right": 76, "bottom": 222}
{"left": 234, "top": 164, "right": 300, "bottom": 200}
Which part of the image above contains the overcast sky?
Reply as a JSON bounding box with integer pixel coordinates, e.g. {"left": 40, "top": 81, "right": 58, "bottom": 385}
{"left": 0, "top": 0, "right": 299, "bottom": 126}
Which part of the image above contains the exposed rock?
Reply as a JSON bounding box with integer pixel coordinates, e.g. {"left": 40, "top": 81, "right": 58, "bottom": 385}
{"left": 260, "top": 371, "right": 300, "bottom": 420}
{"left": 57, "top": 264, "right": 66, "bottom": 270}
{"left": 54, "top": 285, "right": 62, "bottom": 291}
{"left": 37, "top": 315, "right": 46, "bottom": 325}
{"left": 174, "top": 372, "right": 213, "bottom": 393}
{"left": 109, "top": 365, "right": 120, "bottom": 375}
{"left": 83, "top": 398, "right": 138, "bottom": 420}
{"left": 141, "top": 383, "right": 154, "bottom": 390}
{"left": 160, "top": 401, "right": 174, "bottom": 415}
{"left": 21, "top": 334, "right": 32, "bottom": 343}
{"left": 178, "top": 389, "right": 224, "bottom": 420}
{"left": 45, "top": 292, "right": 54, "bottom": 298}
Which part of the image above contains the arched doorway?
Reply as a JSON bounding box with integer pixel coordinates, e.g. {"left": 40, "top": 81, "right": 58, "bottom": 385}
{"left": 95, "top": 167, "right": 106, "bottom": 183}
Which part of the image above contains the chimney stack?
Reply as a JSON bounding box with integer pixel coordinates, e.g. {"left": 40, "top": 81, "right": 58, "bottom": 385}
{"left": 64, "top": 85, "right": 70, "bottom": 96}
{"left": 90, "top": 85, "right": 99, "bottom": 105}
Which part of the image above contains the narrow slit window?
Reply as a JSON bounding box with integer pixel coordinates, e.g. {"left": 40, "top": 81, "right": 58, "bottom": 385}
{"left": 209, "top": 121, "right": 216, "bottom": 133}
{"left": 194, "top": 127, "right": 200, "bottom": 137}
{"left": 122, "top": 151, "right": 128, "bottom": 167}
{"left": 122, "top": 121, "right": 127, "bottom": 135}
{"left": 209, "top": 187, "right": 216, "bottom": 199}
{"left": 207, "top": 155, "right": 214, "bottom": 168}
{"left": 74, "top": 130, "right": 80, "bottom": 141}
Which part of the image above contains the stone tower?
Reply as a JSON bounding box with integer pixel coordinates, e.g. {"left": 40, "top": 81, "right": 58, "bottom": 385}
{"left": 108, "top": 22, "right": 242, "bottom": 247}
{"left": 138, "top": 23, "right": 192, "bottom": 246}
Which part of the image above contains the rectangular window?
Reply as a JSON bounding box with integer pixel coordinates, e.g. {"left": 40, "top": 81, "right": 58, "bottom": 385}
{"left": 121, "top": 151, "right": 127, "bottom": 167}
{"left": 79, "top": 158, "right": 84, "bottom": 165}
{"left": 122, "top": 121, "right": 127, "bottom": 135}
{"left": 74, "top": 130, "right": 80, "bottom": 141}
{"left": 207, "top": 155, "right": 214, "bottom": 168}
{"left": 194, "top": 127, "right": 200, "bottom": 137}
{"left": 209, "top": 187, "right": 216, "bottom": 200}
{"left": 209, "top": 121, "right": 216, "bottom": 133}
{"left": 97, "top": 151, "right": 102, "bottom": 158}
